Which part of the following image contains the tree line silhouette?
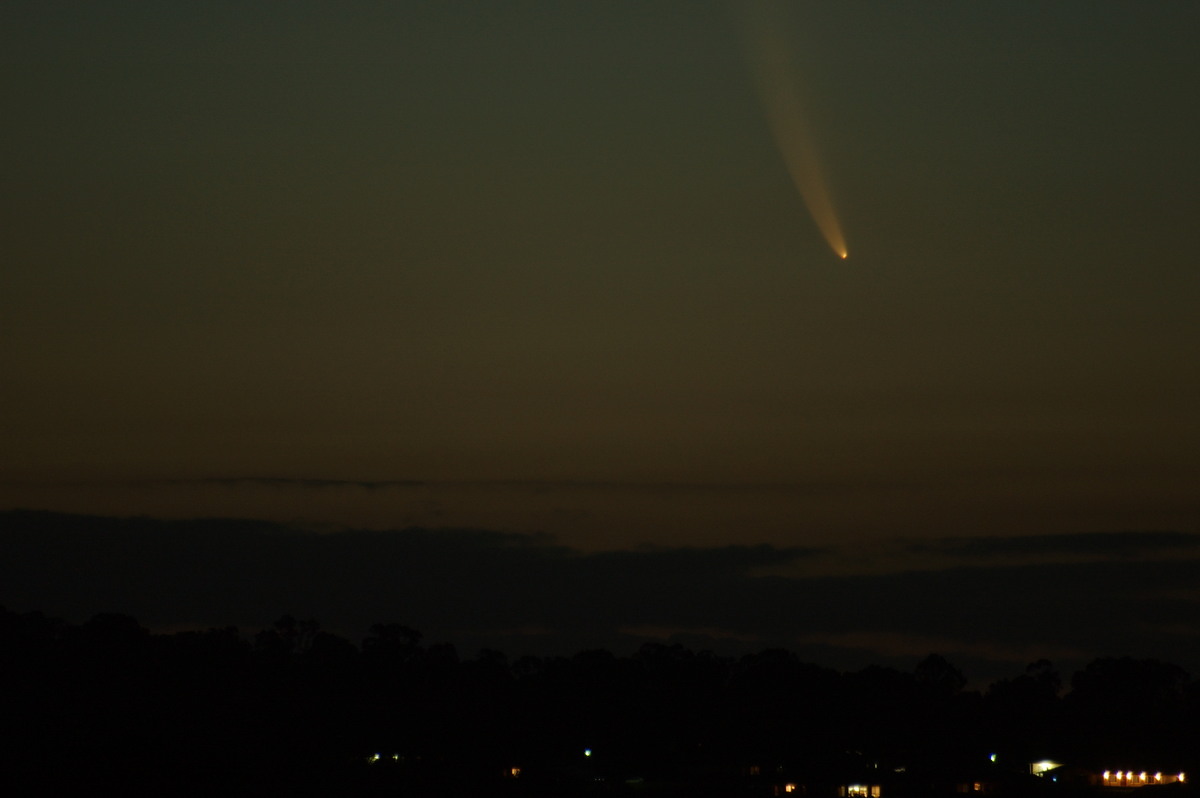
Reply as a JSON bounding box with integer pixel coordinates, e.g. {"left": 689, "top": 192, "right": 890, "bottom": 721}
{"left": 2, "top": 607, "right": 1195, "bottom": 796}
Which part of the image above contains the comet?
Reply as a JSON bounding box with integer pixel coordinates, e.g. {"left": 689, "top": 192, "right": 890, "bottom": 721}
{"left": 740, "top": 0, "right": 848, "bottom": 260}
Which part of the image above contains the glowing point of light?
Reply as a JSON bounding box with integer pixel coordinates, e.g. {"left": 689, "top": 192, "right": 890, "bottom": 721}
{"left": 989, "top": 754, "right": 997, "bottom": 763}
{"left": 584, "top": 749, "right": 593, "bottom": 757}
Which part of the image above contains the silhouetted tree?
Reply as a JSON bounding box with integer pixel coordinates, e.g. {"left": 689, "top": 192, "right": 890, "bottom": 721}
{"left": 1065, "top": 656, "right": 1190, "bottom": 762}
{"left": 362, "top": 621, "right": 423, "bottom": 661}
{"left": 915, "top": 652, "right": 967, "bottom": 697}
{"left": 984, "top": 659, "right": 1063, "bottom": 759}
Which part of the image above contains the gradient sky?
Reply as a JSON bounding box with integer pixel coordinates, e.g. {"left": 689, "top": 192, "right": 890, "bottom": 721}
{"left": 3, "top": 2, "right": 1199, "bottom": 677}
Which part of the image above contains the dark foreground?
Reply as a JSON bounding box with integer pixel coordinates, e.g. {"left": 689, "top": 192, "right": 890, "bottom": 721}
{"left": 3, "top": 608, "right": 1195, "bottom": 796}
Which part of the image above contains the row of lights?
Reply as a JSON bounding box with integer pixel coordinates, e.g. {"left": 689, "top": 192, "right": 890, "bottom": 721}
{"left": 1103, "top": 771, "right": 1186, "bottom": 783}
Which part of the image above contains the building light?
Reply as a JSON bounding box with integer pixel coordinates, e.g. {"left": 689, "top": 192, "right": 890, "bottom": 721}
{"left": 785, "top": 783, "right": 797, "bottom": 793}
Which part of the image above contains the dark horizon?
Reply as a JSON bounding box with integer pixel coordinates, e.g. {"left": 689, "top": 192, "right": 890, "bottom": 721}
{"left": 4, "top": 508, "right": 1199, "bottom": 686}
{"left": 4, "top": 598, "right": 1196, "bottom": 796}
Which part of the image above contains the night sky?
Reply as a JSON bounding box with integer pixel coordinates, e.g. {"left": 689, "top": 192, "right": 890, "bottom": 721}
{"left": 3, "top": 1, "right": 1199, "bottom": 681}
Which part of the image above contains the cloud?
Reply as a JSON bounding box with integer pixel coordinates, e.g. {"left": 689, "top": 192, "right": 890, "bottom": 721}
{"left": 169, "top": 477, "right": 429, "bottom": 491}
{"left": 0, "top": 509, "right": 813, "bottom": 633}
{"left": 2, "top": 510, "right": 1197, "bottom": 680}
{"left": 911, "top": 530, "right": 1200, "bottom": 559}
{"left": 791, "top": 630, "right": 1089, "bottom": 667}
{"left": 130, "top": 475, "right": 890, "bottom": 495}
